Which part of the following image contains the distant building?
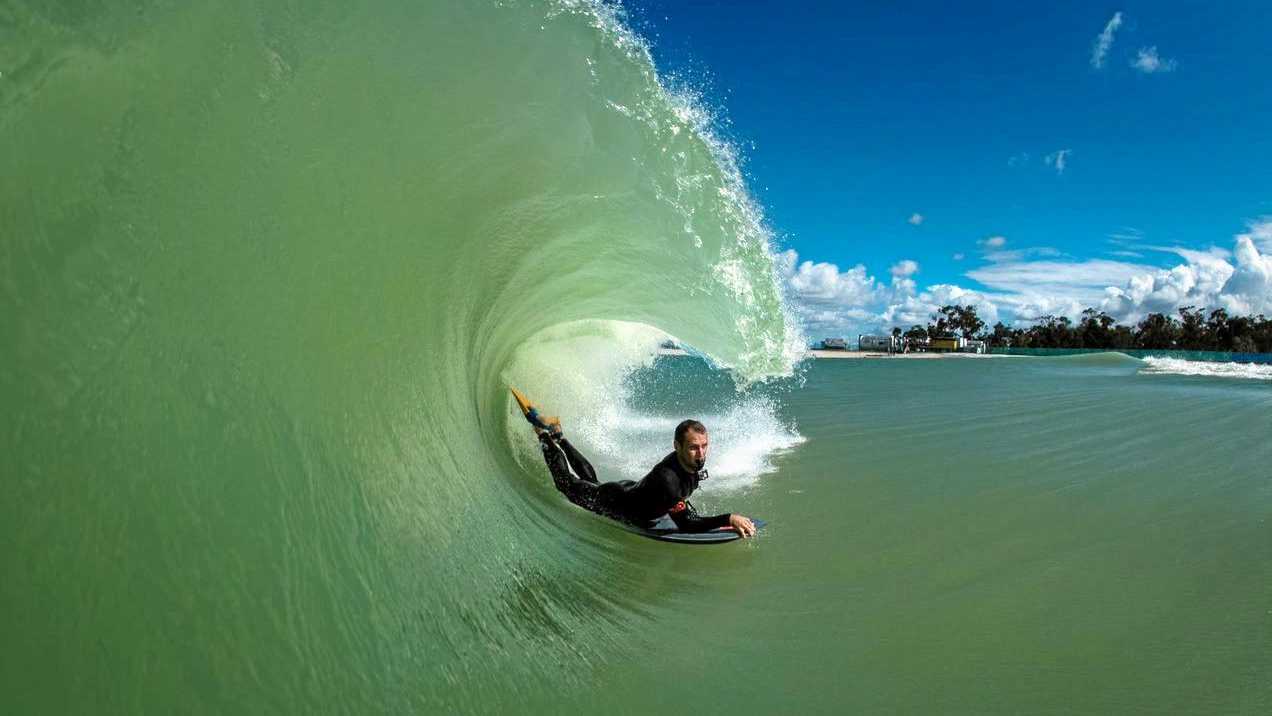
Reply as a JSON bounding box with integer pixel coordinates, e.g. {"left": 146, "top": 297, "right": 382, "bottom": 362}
{"left": 960, "top": 339, "right": 987, "bottom": 354}
{"left": 820, "top": 338, "right": 848, "bottom": 350}
{"left": 927, "top": 336, "right": 963, "bottom": 352}
{"left": 858, "top": 334, "right": 899, "bottom": 353}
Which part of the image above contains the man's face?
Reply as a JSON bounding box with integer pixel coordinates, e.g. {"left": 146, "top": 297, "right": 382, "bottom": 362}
{"left": 675, "top": 430, "right": 709, "bottom": 472}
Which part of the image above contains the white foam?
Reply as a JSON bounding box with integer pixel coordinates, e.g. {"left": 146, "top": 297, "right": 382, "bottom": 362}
{"left": 578, "top": 395, "right": 803, "bottom": 492}
{"left": 1139, "top": 356, "right": 1272, "bottom": 381}
{"left": 503, "top": 320, "right": 803, "bottom": 491}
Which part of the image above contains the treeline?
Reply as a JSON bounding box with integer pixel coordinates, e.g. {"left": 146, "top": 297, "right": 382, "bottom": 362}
{"left": 895, "top": 305, "right": 1272, "bottom": 353}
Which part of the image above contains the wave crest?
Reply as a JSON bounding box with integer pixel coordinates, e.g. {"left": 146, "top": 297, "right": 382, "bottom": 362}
{"left": 1139, "top": 357, "right": 1272, "bottom": 381}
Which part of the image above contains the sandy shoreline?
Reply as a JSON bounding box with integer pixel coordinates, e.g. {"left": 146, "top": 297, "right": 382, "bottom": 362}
{"left": 656, "top": 348, "right": 1002, "bottom": 359}
{"left": 806, "top": 349, "right": 1002, "bottom": 359}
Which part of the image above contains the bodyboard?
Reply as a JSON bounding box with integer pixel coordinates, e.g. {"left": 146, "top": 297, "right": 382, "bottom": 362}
{"left": 617, "top": 514, "right": 767, "bottom": 544}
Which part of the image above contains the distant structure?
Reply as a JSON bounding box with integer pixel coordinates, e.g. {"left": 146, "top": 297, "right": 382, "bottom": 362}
{"left": 858, "top": 334, "right": 900, "bottom": 353}
{"left": 921, "top": 336, "right": 987, "bottom": 353}
{"left": 819, "top": 338, "right": 848, "bottom": 350}
{"left": 927, "top": 336, "right": 960, "bottom": 352}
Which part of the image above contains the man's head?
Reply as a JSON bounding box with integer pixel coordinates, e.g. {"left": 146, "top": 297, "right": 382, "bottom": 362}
{"left": 673, "top": 419, "right": 709, "bottom": 473}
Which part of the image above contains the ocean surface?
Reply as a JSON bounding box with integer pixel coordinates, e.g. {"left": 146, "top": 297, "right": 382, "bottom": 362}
{"left": 4, "top": 1, "right": 1271, "bottom": 713}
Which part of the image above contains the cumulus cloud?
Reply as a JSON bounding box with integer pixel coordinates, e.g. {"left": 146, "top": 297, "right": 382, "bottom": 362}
{"left": 1091, "top": 12, "right": 1123, "bottom": 69}
{"left": 1098, "top": 257, "right": 1234, "bottom": 320}
{"left": 778, "top": 220, "right": 1272, "bottom": 339}
{"left": 890, "top": 260, "right": 919, "bottom": 278}
{"left": 908, "top": 213, "right": 924, "bottom": 226}
{"left": 1131, "top": 46, "right": 1177, "bottom": 73}
{"left": 1219, "top": 235, "right": 1272, "bottom": 315}
{"left": 777, "top": 250, "right": 886, "bottom": 335}
{"left": 1044, "top": 149, "right": 1072, "bottom": 174}
{"left": 882, "top": 284, "right": 1002, "bottom": 330}
{"left": 979, "top": 235, "right": 1007, "bottom": 249}
{"left": 1239, "top": 217, "right": 1272, "bottom": 251}
{"left": 778, "top": 249, "right": 1002, "bottom": 336}
{"left": 1095, "top": 220, "right": 1272, "bottom": 320}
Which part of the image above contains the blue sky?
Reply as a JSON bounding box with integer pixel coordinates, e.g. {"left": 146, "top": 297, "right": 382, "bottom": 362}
{"left": 625, "top": 1, "right": 1272, "bottom": 335}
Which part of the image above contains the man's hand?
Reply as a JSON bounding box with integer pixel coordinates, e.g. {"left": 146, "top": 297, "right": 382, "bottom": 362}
{"left": 729, "top": 514, "right": 756, "bottom": 538}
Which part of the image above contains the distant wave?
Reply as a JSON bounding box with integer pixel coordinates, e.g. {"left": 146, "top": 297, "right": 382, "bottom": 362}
{"left": 1045, "top": 351, "right": 1144, "bottom": 367}
{"left": 1139, "top": 357, "right": 1272, "bottom": 381}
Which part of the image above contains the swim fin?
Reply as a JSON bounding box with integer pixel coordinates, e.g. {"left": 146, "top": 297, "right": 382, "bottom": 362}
{"left": 509, "top": 387, "right": 557, "bottom": 431}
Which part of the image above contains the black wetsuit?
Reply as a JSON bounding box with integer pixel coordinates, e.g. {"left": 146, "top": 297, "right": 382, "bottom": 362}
{"left": 539, "top": 434, "right": 733, "bottom": 532}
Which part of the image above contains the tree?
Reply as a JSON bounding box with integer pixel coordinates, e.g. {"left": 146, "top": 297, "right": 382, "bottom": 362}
{"left": 987, "top": 321, "right": 1016, "bottom": 347}
{"left": 1178, "top": 306, "right": 1206, "bottom": 349}
{"left": 928, "top": 310, "right": 950, "bottom": 339}
{"left": 1136, "top": 313, "right": 1180, "bottom": 348}
{"left": 957, "top": 305, "right": 985, "bottom": 339}
{"left": 903, "top": 324, "right": 929, "bottom": 346}
{"left": 1205, "top": 308, "right": 1231, "bottom": 350}
{"left": 1029, "top": 315, "right": 1073, "bottom": 348}
{"left": 1078, "top": 308, "right": 1115, "bottom": 349}
{"left": 917, "top": 305, "right": 1271, "bottom": 353}
{"left": 932, "top": 304, "right": 985, "bottom": 339}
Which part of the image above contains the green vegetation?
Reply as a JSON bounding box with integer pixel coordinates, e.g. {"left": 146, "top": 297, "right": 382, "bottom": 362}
{"left": 898, "top": 305, "right": 1272, "bottom": 353}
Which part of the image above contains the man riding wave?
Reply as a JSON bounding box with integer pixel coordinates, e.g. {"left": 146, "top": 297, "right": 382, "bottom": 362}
{"left": 531, "top": 409, "right": 758, "bottom": 538}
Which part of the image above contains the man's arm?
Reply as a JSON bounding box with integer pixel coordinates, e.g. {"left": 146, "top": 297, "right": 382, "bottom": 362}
{"left": 669, "top": 502, "right": 757, "bottom": 537}
{"left": 667, "top": 499, "right": 732, "bottom": 533}
{"left": 655, "top": 474, "right": 755, "bottom": 536}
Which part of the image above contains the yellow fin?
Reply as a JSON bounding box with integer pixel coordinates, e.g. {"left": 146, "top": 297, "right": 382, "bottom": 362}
{"left": 509, "top": 387, "right": 535, "bottom": 417}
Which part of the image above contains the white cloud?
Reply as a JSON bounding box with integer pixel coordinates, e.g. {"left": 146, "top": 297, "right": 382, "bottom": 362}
{"left": 979, "top": 235, "right": 1007, "bottom": 249}
{"left": 1099, "top": 257, "right": 1234, "bottom": 320}
{"left": 908, "top": 213, "right": 924, "bottom": 226}
{"left": 1218, "top": 234, "right": 1272, "bottom": 315}
{"left": 1007, "top": 152, "right": 1030, "bottom": 168}
{"left": 1044, "top": 149, "right": 1072, "bottom": 174}
{"left": 968, "top": 257, "right": 1157, "bottom": 307}
{"left": 1091, "top": 12, "right": 1123, "bottom": 69}
{"left": 891, "top": 260, "right": 919, "bottom": 278}
{"left": 778, "top": 220, "right": 1272, "bottom": 339}
{"left": 877, "top": 282, "right": 1003, "bottom": 332}
{"left": 1098, "top": 220, "right": 1272, "bottom": 320}
{"left": 953, "top": 253, "right": 965, "bottom": 261}
{"left": 1131, "top": 46, "right": 1178, "bottom": 74}
{"left": 1107, "top": 227, "right": 1145, "bottom": 243}
{"left": 1239, "top": 217, "right": 1272, "bottom": 252}
{"left": 778, "top": 249, "right": 1007, "bottom": 336}
{"left": 777, "top": 250, "right": 887, "bottom": 336}
{"left": 984, "top": 246, "right": 1062, "bottom": 263}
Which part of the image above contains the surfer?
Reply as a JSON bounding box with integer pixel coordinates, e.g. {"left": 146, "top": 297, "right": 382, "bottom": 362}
{"left": 534, "top": 416, "right": 758, "bottom": 538}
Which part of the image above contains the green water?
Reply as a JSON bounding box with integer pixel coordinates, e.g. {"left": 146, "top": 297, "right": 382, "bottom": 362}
{"left": 554, "top": 353, "right": 1271, "bottom": 714}
{"left": 4, "top": 0, "right": 1271, "bottom": 713}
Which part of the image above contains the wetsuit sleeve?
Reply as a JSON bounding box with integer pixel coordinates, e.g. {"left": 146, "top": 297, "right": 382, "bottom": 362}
{"left": 646, "top": 471, "right": 730, "bottom": 533}
{"left": 667, "top": 500, "right": 732, "bottom": 533}
{"left": 556, "top": 438, "right": 598, "bottom": 484}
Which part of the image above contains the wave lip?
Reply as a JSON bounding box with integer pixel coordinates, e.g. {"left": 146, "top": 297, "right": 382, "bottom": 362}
{"left": 1139, "top": 356, "right": 1272, "bottom": 381}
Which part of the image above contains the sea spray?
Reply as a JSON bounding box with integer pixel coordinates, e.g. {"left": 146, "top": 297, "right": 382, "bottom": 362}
{"left": 503, "top": 320, "right": 803, "bottom": 490}
{"left": 1139, "top": 356, "right": 1272, "bottom": 381}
